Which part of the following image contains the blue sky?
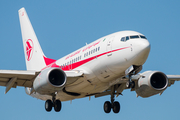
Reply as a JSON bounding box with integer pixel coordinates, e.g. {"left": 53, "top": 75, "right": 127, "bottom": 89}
{"left": 0, "top": 0, "right": 180, "bottom": 120}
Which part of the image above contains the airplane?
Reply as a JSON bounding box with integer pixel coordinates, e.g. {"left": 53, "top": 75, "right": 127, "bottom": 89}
{"left": 0, "top": 7, "right": 180, "bottom": 114}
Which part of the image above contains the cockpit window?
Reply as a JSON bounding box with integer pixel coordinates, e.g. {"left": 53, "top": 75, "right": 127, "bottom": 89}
{"left": 130, "top": 35, "right": 139, "bottom": 39}
{"left": 140, "top": 35, "right": 147, "bottom": 39}
{"left": 126, "top": 36, "right": 129, "bottom": 41}
{"left": 121, "top": 34, "right": 146, "bottom": 42}
{"left": 121, "top": 36, "right": 130, "bottom": 42}
{"left": 121, "top": 37, "right": 125, "bottom": 41}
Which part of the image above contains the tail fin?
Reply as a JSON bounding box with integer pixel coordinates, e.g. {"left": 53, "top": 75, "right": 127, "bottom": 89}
{"left": 18, "top": 7, "right": 55, "bottom": 71}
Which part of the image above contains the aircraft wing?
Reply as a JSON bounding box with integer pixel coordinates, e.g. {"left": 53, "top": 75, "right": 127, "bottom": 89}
{"left": 0, "top": 70, "right": 40, "bottom": 93}
{"left": 94, "top": 74, "right": 180, "bottom": 98}
{"left": 0, "top": 70, "right": 83, "bottom": 94}
{"left": 167, "top": 75, "right": 180, "bottom": 86}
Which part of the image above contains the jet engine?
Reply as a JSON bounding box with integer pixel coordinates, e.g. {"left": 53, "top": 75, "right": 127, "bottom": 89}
{"left": 135, "top": 71, "right": 168, "bottom": 98}
{"left": 33, "top": 67, "right": 67, "bottom": 95}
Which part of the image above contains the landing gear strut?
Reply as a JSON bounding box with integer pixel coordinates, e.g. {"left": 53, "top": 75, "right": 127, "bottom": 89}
{"left": 103, "top": 86, "right": 120, "bottom": 113}
{"left": 125, "top": 65, "right": 141, "bottom": 89}
{"left": 126, "top": 80, "right": 135, "bottom": 88}
{"left": 45, "top": 94, "right": 61, "bottom": 112}
{"left": 126, "top": 74, "right": 135, "bottom": 88}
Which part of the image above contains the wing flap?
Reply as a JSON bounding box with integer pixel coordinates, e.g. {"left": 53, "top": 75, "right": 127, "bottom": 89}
{"left": 0, "top": 81, "right": 7, "bottom": 86}
{"left": 0, "top": 78, "right": 9, "bottom": 81}
{"left": 0, "top": 70, "right": 39, "bottom": 93}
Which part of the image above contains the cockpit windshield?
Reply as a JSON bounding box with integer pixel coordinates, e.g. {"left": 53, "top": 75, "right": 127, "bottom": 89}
{"left": 140, "top": 35, "right": 147, "bottom": 39}
{"left": 121, "top": 35, "right": 147, "bottom": 42}
{"left": 130, "top": 35, "right": 139, "bottom": 39}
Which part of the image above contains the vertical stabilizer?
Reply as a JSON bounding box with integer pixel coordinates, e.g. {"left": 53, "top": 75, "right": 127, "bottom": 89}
{"left": 18, "top": 7, "right": 48, "bottom": 71}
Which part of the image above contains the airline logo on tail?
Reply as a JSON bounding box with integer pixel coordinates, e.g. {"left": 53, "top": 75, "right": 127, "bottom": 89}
{"left": 26, "top": 39, "right": 34, "bottom": 61}
{"left": 22, "top": 12, "right": 24, "bottom": 16}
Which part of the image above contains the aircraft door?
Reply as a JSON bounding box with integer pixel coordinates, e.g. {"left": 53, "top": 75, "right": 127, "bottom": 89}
{"left": 69, "top": 59, "right": 73, "bottom": 70}
{"left": 106, "top": 36, "right": 114, "bottom": 56}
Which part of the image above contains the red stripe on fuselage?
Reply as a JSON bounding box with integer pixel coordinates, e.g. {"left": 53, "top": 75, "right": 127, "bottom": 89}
{"left": 42, "top": 46, "right": 131, "bottom": 71}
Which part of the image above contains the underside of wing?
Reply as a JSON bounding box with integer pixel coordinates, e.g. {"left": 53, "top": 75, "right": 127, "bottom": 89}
{"left": 0, "top": 69, "right": 84, "bottom": 94}
{"left": 167, "top": 75, "right": 180, "bottom": 86}
{"left": 0, "top": 70, "right": 39, "bottom": 93}
{"left": 94, "top": 73, "right": 180, "bottom": 99}
{"left": 65, "top": 70, "right": 84, "bottom": 85}
{"left": 167, "top": 75, "right": 180, "bottom": 81}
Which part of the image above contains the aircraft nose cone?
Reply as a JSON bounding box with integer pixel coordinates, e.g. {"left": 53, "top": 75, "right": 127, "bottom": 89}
{"left": 133, "top": 39, "right": 151, "bottom": 65}
{"left": 139, "top": 39, "right": 151, "bottom": 51}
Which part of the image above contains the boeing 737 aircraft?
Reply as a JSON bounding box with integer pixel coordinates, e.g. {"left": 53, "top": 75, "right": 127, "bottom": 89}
{"left": 0, "top": 7, "right": 180, "bottom": 113}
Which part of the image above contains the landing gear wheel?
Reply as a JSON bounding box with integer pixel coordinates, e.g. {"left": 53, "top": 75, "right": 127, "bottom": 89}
{"left": 45, "top": 99, "right": 53, "bottom": 112}
{"left": 54, "top": 100, "right": 61, "bottom": 112}
{"left": 112, "top": 101, "right": 120, "bottom": 113}
{"left": 104, "top": 101, "right": 111, "bottom": 113}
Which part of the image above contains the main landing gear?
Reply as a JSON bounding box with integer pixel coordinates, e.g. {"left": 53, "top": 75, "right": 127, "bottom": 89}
{"left": 104, "top": 100, "right": 120, "bottom": 113}
{"left": 45, "top": 95, "right": 61, "bottom": 112}
{"left": 103, "top": 75, "right": 135, "bottom": 114}
{"left": 103, "top": 86, "right": 120, "bottom": 113}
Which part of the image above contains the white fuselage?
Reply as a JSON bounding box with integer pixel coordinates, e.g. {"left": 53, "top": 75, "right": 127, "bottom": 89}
{"left": 29, "top": 30, "right": 150, "bottom": 101}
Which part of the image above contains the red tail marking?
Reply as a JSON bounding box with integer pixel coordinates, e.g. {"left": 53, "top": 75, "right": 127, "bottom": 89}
{"left": 43, "top": 56, "right": 56, "bottom": 66}
{"left": 26, "top": 39, "right": 34, "bottom": 61}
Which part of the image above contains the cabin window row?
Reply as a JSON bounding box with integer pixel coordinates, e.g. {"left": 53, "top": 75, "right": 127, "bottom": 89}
{"left": 84, "top": 47, "right": 100, "bottom": 58}
{"left": 61, "top": 55, "right": 82, "bottom": 69}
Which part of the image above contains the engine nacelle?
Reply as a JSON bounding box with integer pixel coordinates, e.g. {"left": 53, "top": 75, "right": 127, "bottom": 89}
{"left": 33, "top": 67, "right": 67, "bottom": 95}
{"left": 135, "top": 71, "right": 168, "bottom": 98}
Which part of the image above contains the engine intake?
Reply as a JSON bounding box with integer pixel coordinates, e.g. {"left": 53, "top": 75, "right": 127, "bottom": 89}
{"left": 150, "top": 72, "right": 167, "bottom": 89}
{"left": 49, "top": 69, "right": 66, "bottom": 86}
{"left": 135, "top": 71, "right": 168, "bottom": 98}
{"left": 33, "top": 68, "right": 66, "bottom": 95}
